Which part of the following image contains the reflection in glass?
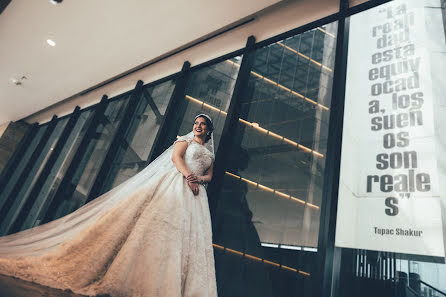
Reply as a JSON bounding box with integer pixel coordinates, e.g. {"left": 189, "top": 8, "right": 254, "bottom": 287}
{"left": 0, "top": 118, "right": 68, "bottom": 235}
{"left": 0, "top": 125, "right": 48, "bottom": 217}
{"left": 50, "top": 96, "right": 130, "bottom": 221}
{"left": 177, "top": 57, "right": 242, "bottom": 150}
{"left": 213, "top": 24, "right": 337, "bottom": 297}
{"left": 100, "top": 80, "right": 175, "bottom": 192}
{"left": 22, "top": 110, "right": 93, "bottom": 230}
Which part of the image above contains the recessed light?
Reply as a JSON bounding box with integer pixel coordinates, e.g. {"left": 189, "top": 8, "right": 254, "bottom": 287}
{"left": 47, "top": 39, "right": 56, "bottom": 46}
{"left": 11, "top": 77, "right": 21, "bottom": 85}
{"left": 10, "top": 75, "right": 27, "bottom": 86}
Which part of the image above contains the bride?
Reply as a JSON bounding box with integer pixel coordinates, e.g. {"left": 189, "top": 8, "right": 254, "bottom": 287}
{"left": 0, "top": 114, "right": 218, "bottom": 297}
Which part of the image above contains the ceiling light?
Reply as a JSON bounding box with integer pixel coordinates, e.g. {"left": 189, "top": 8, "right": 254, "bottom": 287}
{"left": 49, "top": 0, "right": 63, "bottom": 4}
{"left": 47, "top": 39, "right": 56, "bottom": 46}
{"left": 11, "top": 78, "right": 21, "bottom": 86}
{"left": 10, "top": 75, "right": 27, "bottom": 86}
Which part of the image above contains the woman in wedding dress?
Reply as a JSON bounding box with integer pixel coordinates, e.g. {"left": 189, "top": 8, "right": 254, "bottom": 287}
{"left": 0, "top": 114, "right": 218, "bottom": 297}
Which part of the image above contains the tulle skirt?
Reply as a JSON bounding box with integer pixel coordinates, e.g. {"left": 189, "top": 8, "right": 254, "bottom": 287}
{"left": 0, "top": 168, "right": 217, "bottom": 297}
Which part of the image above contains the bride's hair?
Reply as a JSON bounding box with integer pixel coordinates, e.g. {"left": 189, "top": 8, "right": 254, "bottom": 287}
{"left": 194, "top": 114, "right": 214, "bottom": 142}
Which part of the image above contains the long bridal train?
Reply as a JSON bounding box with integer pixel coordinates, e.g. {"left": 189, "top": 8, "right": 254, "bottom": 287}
{"left": 0, "top": 132, "right": 218, "bottom": 297}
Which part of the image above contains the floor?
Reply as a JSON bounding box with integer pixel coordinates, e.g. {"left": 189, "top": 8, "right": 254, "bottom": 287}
{"left": 0, "top": 274, "right": 89, "bottom": 297}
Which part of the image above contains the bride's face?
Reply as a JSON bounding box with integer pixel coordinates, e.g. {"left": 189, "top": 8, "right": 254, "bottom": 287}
{"left": 193, "top": 117, "right": 209, "bottom": 138}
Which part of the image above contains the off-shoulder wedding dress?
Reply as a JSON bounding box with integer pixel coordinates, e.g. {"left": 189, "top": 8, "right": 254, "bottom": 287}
{"left": 0, "top": 132, "right": 218, "bottom": 297}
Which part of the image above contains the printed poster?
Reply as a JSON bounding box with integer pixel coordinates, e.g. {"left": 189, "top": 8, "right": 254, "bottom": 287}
{"left": 335, "top": 0, "right": 445, "bottom": 257}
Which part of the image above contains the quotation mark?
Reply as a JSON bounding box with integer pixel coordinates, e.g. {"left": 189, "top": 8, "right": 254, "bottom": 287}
{"left": 398, "top": 193, "right": 411, "bottom": 199}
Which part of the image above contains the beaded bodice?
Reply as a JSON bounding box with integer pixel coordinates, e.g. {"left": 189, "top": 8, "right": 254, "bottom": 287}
{"left": 183, "top": 140, "right": 214, "bottom": 176}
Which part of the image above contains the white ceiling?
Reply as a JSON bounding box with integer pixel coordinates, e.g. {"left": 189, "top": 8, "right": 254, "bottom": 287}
{"left": 0, "top": 0, "right": 281, "bottom": 125}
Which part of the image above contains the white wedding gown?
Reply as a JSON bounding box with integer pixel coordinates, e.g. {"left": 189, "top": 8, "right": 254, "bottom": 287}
{"left": 0, "top": 135, "right": 218, "bottom": 297}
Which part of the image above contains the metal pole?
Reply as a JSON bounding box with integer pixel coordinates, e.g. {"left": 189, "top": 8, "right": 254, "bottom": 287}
{"left": 206, "top": 35, "right": 256, "bottom": 215}
{"left": 147, "top": 62, "right": 191, "bottom": 163}
{"left": 314, "top": 0, "right": 349, "bottom": 295}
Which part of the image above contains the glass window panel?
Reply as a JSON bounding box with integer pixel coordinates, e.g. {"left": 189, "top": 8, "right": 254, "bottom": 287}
{"left": 0, "top": 125, "right": 48, "bottom": 222}
{"left": 0, "top": 118, "right": 68, "bottom": 234}
{"left": 335, "top": 1, "right": 446, "bottom": 296}
{"left": 100, "top": 79, "right": 175, "bottom": 192}
{"left": 213, "top": 23, "right": 337, "bottom": 297}
{"left": 50, "top": 96, "right": 130, "bottom": 220}
{"left": 22, "top": 110, "right": 93, "bottom": 230}
{"left": 177, "top": 56, "right": 242, "bottom": 150}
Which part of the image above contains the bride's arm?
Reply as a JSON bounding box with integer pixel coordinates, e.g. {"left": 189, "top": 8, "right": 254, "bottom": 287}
{"left": 172, "top": 141, "right": 199, "bottom": 195}
{"left": 198, "top": 161, "right": 214, "bottom": 184}
{"left": 171, "top": 141, "right": 193, "bottom": 178}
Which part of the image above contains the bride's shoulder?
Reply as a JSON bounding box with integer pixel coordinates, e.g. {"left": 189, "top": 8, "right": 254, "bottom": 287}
{"left": 175, "top": 135, "right": 192, "bottom": 144}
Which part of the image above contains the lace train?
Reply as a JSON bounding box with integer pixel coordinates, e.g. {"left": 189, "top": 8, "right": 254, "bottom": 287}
{"left": 0, "top": 168, "right": 217, "bottom": 297}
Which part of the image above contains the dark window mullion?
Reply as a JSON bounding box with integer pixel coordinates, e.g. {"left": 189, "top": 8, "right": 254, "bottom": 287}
{"left": 0, "top": 123, "right": 38, "bottom": 196}
{"left": 142, "top": 87, "right": 163, "bottom": 124}
{"left": 10, "top": 106, "right": 82, "bottom": 233}
{"left": 98, "top": 91, "right": 146, "bottom": 194}
{"left": 0, "top": 115, "right": 59, "bottom": 235}
{"left": 147, "top": 62, "right": 191, "bottom": 163}
{"left": 315, "top": 0, "right": 350, "bottom": 296}
{"left": 42, "top": 96, "right": 108, "bottom": 224}
{"left": 206, "top": 35, "right": 257, "bottom": 214}
{"left": 86, "top": 81, "right": 144, "bottom": 202}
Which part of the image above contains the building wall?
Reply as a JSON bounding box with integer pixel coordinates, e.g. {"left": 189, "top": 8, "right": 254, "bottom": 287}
{"left": 0, "top": 121, "right": 30, "bottom": 174}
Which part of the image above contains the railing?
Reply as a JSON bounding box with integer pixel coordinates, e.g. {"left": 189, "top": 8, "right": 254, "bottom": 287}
{"left": 419, "top": 279, "right": 446, "bottom": 297}
{"left": 350, "top": 249, "right": 446, "bottom": 297}
{"left": 394, "top": 277, "right": 445, "bottom": 297}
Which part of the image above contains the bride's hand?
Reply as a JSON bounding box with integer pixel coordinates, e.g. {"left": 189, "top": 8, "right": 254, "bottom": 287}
{"left": 186, "top": 173, "right": 198, "bottom": 184}
{"left": 188, "top": 181, "right": 199, "bottom": 195}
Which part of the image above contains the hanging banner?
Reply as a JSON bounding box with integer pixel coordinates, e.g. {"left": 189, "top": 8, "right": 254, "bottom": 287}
{"left": 335, "top": 0, "right": 445, "bottom": 257}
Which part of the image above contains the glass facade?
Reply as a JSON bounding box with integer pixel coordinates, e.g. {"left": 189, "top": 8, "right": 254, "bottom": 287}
{"left": 212, "top": 24, "right": 337, "bottom": 297}
{"left": 0, "top": 124, "right": 49, "bottom": 235}
{"left": 0, "top": 1, "right": 445, "bottom": 296}
{"left": 48, "top": 96, "right": 130, "bottom": 221}
{"left": 3, "top": 117, "right": 69, "bottom": 234}
{"left": 179, "top": 57, "right": 242, "bottom": 150}
{"left": 99, "top": 80, "right": 175, "bottom": 193}
{"left": 22, "top": 110, "right": 94, "bottom": 230}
